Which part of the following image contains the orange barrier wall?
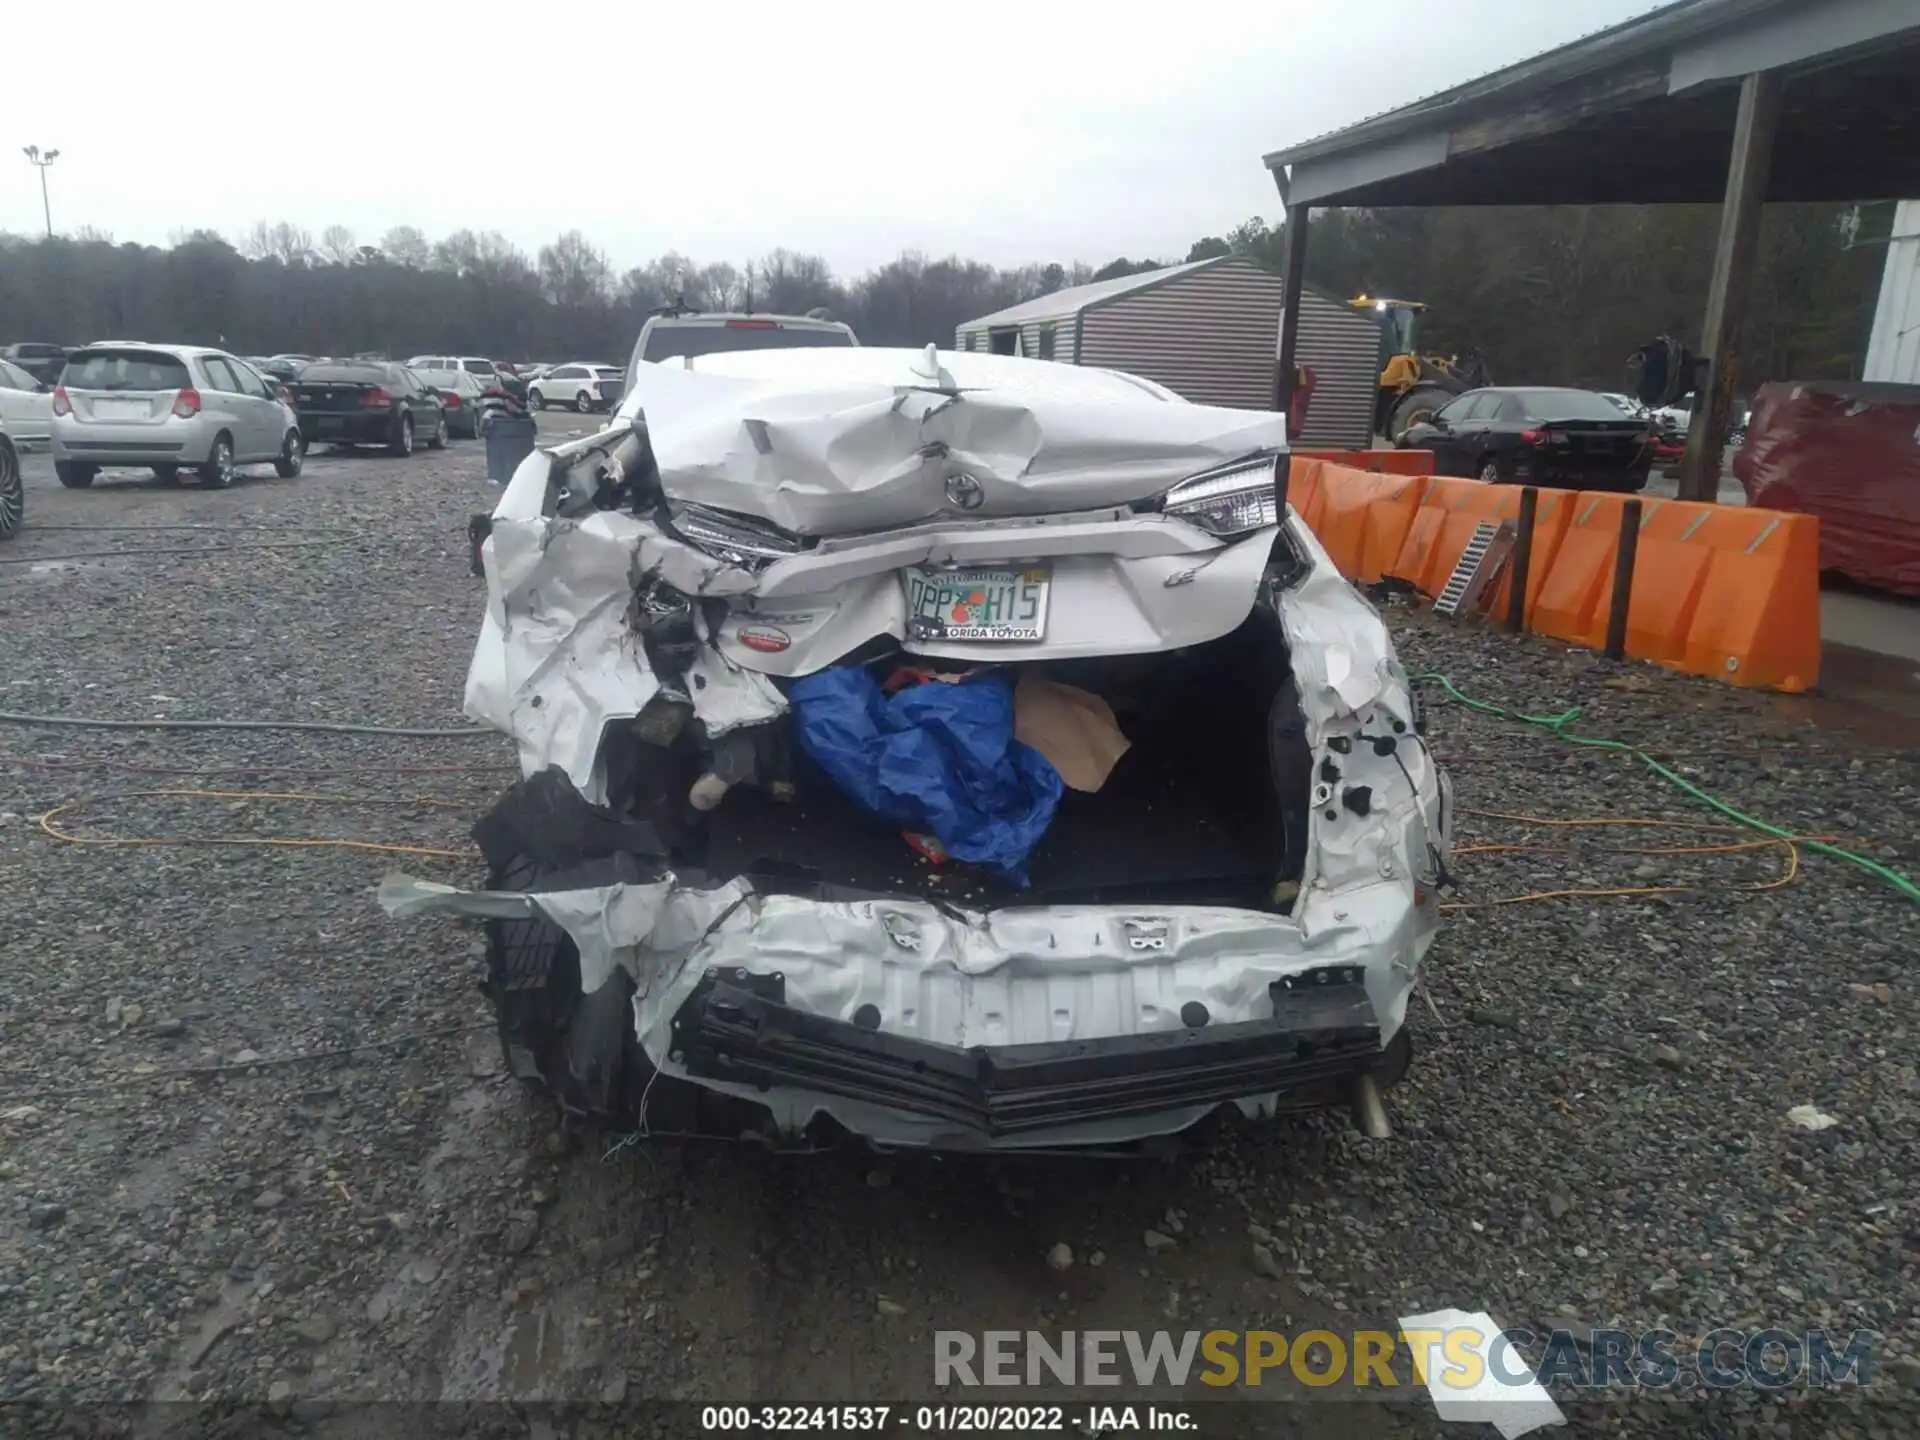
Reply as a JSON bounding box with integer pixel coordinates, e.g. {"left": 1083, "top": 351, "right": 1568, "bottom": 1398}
{"left": 1290, "top": 460, "right": 1821, "bottom": 693}
{"left": 1287, "top": 459, "right": 1427, "bottom": 583}
{"left": 1527, "top": 492, "right": 1628, "bottom": 648}
{"left": 1532, "top": 495, "right": 1821, "bottom": 692}
{"left": 1387, "top": 478, "right": 1575, "bottom": 623}
{"left": 1291, "top": 448, "right": 1436, "bottom": 477}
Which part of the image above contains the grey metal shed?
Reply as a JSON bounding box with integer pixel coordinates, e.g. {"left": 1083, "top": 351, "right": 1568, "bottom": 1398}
{"left": 953, "top": 256, "right": 1380, "bottom": 446}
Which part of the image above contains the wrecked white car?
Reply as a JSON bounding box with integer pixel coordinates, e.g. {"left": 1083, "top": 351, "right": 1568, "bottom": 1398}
{"left": 386, "top": 346, "right": 1452, "bottom": 1152}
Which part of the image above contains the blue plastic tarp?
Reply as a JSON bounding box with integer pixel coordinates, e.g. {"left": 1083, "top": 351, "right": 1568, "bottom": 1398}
{"left": 787, "top": 668, "right": 1063, "bottom": 885}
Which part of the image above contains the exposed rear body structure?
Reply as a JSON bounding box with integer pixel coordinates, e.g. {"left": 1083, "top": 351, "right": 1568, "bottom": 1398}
{"left": 386, "top": 346, "right": 1451, "bottom": 1151}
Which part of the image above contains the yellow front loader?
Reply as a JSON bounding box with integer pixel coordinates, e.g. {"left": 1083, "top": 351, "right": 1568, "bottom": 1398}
{"left": 1351, "top": 296, "right": 1491, "bottom": 444}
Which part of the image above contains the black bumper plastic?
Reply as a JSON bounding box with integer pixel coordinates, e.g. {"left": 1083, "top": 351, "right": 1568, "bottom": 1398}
{"left": 671, "top": 965, "right": 1387, "bottom": 1137}
{"left": 299, "top": 411, "right": 398, "bottom": 445}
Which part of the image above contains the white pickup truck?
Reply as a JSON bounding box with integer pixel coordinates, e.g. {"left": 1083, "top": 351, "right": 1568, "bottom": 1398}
{"left": 629, "top": 311, "right": 859, "bottom": 370}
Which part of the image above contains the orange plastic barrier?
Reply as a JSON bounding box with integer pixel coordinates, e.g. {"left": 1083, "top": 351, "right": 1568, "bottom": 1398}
{"left": 1528, "top": 492, "right": 1629, "bottom": 648}
{"left": 1388, "top": 479, "right": 1574, "bottom": 623}
{"left": 1532, "top": 495, "right": 1821, "bottom": 691}
{"left": 1291, "top": 448, "right": 1435, "bottom": 477}
{"left": 1287, "top": 459, "right": 1426, "bottom": 583}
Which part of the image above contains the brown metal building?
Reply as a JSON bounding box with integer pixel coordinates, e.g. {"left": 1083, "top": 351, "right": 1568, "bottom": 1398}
{"left": 953, "top": 256, "right": 1381, "bottom": 447}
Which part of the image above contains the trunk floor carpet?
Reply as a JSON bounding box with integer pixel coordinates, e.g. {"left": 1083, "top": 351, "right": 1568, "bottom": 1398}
{"left": 705, "top": 744, "right": 1274, "bottom": 908}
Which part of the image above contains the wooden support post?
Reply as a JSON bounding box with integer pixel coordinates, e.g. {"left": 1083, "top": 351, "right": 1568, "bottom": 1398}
{"left": 1507, "top": 487, "right": 1538, "bottom": 633}
{"left": 1604, "top": 499, "right": 1644, "bottom": 662}
{"left": 1275, "top": 205, "right": 1310, "bottom": 425}
{"left": 1678, "top": 70, "right": 1780, "bottom": 503}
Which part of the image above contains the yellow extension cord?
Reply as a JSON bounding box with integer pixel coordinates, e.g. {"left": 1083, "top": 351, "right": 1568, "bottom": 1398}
{"left": 18, "top": 788, "right": 1827, "bottom": 907}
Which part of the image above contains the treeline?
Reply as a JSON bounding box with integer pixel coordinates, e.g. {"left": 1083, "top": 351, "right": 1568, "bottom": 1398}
{"left": 1258, "top": 204, "right": 1892, "bottom": 391}
{"left": 0, "top": 203, "right": 1893, "bottom": 387}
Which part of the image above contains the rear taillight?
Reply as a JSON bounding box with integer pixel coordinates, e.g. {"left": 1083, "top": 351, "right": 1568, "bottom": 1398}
{"left": 362, "top": 388, "right": 391, "bottom": 408}
{"left": 444, "top": 393, "right": 461, "bottom": 408}
{"left": 51, "top": 385, "right": 71, "bottom": 416}
{"left": 1520, "top": 428, "right": 1545, "bottom": 447}
{"left": 172, "top": 388, "right": 201, "bottom": 418}
{"left": 724, "top": 319, "right": 779, "bottom": 330}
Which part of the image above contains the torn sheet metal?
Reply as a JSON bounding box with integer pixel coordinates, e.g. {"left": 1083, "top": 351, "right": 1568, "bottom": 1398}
{"left": 471, "top": 495, "right": 759, "bottom": 796}
{"left": 381, "top": 872, "right": 749, "bottom": 997}
{"left": 385, "top": 860, "right": 1435, "bottom": 1148}
{"left": 428, "top": 349, "right": 1450, "bottom": 1146}
{"left": 390, "top": 539, "right": 1447, "bottom": 1147}
{"left": 684, "top": 606, "right": 787, "bottom": 738}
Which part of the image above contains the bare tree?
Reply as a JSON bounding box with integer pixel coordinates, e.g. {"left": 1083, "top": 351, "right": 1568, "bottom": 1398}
{"left": 271, "top": 223, "right": 315, "bottom": 265}
{"left": 625, "top": 252, "right": 698, "bottom": 307}
{"left": 319, "top": 225, "right": 358, "bottom": 266}
{"left": 242, "top": 221, "right": 315, "bottom": 265}
{"left": 432, "top": 228, "right": 480, "bottom": 274}
{"left": 240, "top": 221, "right": 274, "bottom": 260}
{"left": 472, "top": 232, "right": 535, "bottom": 287}
{"left": 537, "top": 230, "right": 613, "bottom": 307}
{"left": 754, "top": 248, "right": 840, "bottom": 314}
{"left": 380, "top": 225, "right": 431, "bottom": 269}
{"left": 618, "top": 266, "right": 668, "bottom": 310}
{"left": 696, "top": 261, "right": 743, "bottom": 310}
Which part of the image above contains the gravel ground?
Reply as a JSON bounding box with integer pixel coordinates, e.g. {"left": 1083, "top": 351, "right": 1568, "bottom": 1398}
{"left": 0, "top": 432, "right": 1915, "bottom": 1437}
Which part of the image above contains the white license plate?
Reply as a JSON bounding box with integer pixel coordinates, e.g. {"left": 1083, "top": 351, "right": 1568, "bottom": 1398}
{"left": 93, "top": 398, "right": 148, "bottom": 420}
{"left": 903, "top": 566, "right": 1050, "bottom": 642}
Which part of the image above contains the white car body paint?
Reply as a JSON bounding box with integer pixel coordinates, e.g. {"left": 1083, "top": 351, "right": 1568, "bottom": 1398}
{"left": 0, "top": 358, "right": 53, "bottom": 446}
{"left": 387, "top": 348, "right": 1451, "bottom": 1148}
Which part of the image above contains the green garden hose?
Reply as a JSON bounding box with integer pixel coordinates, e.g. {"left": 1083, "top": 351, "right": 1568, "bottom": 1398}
{"left": 1413, "top": 672, "right": 1920, "bottom": 905}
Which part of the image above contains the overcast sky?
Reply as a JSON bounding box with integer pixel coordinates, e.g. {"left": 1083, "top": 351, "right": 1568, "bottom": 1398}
{"left": 7, "top": 0, "right": 1660, "bottom": 276}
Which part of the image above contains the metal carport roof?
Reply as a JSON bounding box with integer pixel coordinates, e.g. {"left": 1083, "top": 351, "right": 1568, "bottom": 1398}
{"left": 1261, "top": 0, "right": 1920, "bottom": 502}
{"left": 1262, "top": 0, "right": 1920, "bottom": 209}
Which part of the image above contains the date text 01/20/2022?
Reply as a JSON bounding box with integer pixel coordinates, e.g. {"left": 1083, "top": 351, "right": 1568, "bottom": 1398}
{"left": 699, "top": 1404, "right": 1195, "bottom": 1432}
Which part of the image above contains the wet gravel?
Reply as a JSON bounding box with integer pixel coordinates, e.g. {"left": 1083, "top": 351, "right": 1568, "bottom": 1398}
{"left": 0, "top": 442, "right": 1915, "bottom": 1436}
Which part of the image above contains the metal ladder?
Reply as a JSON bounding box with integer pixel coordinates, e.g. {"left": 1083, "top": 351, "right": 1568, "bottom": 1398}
{"left": 1434, "top": 520, "right": 1516, "bottom": 618}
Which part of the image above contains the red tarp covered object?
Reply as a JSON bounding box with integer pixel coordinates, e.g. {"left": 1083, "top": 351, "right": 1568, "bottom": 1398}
{"left": 1734, "top": 380, "right": 1920, "bottom": 597}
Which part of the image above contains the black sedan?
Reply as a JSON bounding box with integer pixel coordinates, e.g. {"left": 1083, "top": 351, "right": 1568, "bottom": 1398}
{"left": 1399, "top": 386, "right": 1654, "bottom": 492}
{"left": 289, "top": 362, "right": 447, "bottom": 456}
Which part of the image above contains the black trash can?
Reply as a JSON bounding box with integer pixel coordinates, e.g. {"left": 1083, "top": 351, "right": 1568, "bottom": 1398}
{"left": 485, "top": 416, "right": 538, "bottom": 483}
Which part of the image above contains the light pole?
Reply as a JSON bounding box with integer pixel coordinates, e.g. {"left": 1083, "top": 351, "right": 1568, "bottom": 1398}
{"left": 22, "top": 145, "right": 59, "bottom": 238}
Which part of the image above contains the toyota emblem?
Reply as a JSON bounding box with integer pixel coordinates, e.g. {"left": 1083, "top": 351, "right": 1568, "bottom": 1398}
{"left": 945, "top": 472, "right": 985, "bottom": 510}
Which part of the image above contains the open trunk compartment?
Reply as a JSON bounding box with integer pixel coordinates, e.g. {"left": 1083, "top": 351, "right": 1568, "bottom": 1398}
{"left": 599, "top": 609, "right": 1310, "bottom": 912}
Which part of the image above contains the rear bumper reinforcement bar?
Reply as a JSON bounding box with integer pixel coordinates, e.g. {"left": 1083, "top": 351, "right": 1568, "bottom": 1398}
{"left": 670, "top": 965, "right": 1386, "bottom": 1136}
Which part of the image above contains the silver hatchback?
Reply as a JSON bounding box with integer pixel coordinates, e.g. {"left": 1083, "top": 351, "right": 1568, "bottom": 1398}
{"left": 51, "top": 344, "right": 304, "bottom": 489}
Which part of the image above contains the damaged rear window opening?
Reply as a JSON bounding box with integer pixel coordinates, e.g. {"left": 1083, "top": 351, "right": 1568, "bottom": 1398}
{"left": 383, "top": 346, "right": 1452, "bottom": 1153}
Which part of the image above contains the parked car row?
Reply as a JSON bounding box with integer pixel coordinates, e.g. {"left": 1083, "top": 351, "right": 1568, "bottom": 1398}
{"left": 32, "top": 343, "right": 550, "bottom": 491}
{"left": 3, "top": 317, "right": 843, "bottom": 506}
